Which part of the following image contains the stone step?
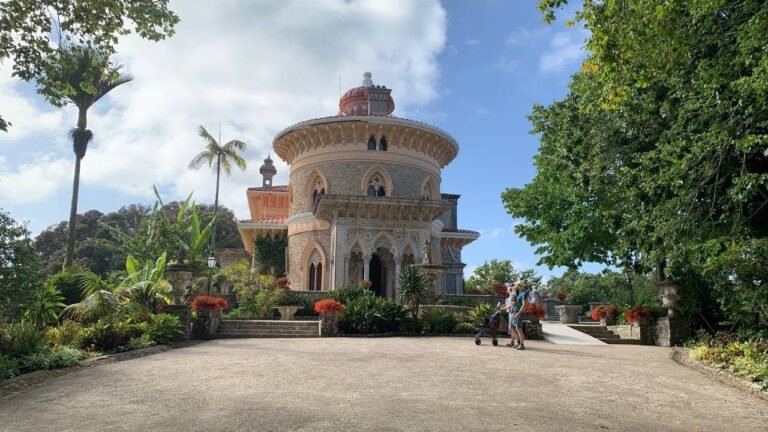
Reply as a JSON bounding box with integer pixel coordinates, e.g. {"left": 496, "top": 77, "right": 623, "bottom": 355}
{"left": 216, "top": 328, "right": 319, "bottom": 335}
{"left": 600, "top": 338, "right": 643, "bottom": 345}
{"left": 211, "top": 333, "right": 321, "bottom": 339}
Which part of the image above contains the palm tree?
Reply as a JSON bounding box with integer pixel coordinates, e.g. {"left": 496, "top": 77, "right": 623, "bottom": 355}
{"left": 52, "top": 46, "right": 133, "bottom": 268}
{"left": 188, "top": 126, "right": 247, "bottom": 251}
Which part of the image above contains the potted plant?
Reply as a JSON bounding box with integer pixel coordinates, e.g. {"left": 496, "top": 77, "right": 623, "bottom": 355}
{"left": 190, "top": 295, "right": 228, "bottom": 317}
{"left": 625, "top": 305, "right": 652, "bottom": 326}
{"left": 314, "top": 299, "right": 344, "bottom": 337}
{"left": 521, "top": 303, "right": 546, "bottom": 323}
{"left": 592, "top": 304, "right": 620, "bottom": 326}
{"left": 555, "top": 291, "right": 568, "bottom": 302}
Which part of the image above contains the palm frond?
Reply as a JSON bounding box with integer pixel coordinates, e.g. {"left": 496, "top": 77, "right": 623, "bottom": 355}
{"left": 188, "top": 150, "right": 214, "bottom": 170}
{"left": 198, "top": 125, "right": 220, "bottom": 149}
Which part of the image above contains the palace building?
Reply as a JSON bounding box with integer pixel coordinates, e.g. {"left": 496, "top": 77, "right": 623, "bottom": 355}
{"left": 238, "top": 72, "right": 478, "bottom": 297}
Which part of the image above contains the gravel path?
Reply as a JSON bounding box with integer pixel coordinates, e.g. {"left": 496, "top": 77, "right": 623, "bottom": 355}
{"left": 0, "top": 338, "right": 766, "bottom": 432}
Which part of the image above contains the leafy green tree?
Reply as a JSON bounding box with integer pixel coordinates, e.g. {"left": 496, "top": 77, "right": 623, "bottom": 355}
{"left": 0, "top": 209, "right": 41, "bottom": 320}
{"left": 188, "top": 125, "right": 248, "bottom": 252}
{"left": 506, "top": 1, "right": 768, "bottom": 327}
{"left": 0, "top": 0, "right": 178, "bottom": 131}
{"left": 465, "top": 259, "right": 542, "bottom": 293}
{"left": 36, "top": 46, "right": 133, "bottom": 268}
{"left": 397, "top": 265, "right": 428, "bottom": 318}
{"left": 253, "top": 234, "right": 287, "bottom": 276}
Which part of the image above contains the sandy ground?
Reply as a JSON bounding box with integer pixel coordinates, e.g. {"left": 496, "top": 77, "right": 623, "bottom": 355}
{"left": 0, "top": 338, "right": 766, "bottom": 432}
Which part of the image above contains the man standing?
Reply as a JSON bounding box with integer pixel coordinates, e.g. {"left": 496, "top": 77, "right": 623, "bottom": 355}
{"left": 509, "top": 280, "right": 529, "bottom": 350}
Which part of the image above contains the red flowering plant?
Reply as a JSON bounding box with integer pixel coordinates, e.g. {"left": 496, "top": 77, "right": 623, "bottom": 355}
{"left": 190, "top": 295, "right": 228, "bottom": 313}
{"left": 313, "top": 299, "right": 344, "bottom": 314}
{"left": 555, "top": 291, "right": 568, "bottom": 301}
{"left": 592, "top": 305, "right": 620, "bottom": 321}
{"left": 491, "top": 283, "right": 508, "bottom": 297}
{"left": 275, "top": 277, "right": 290, "bottom": 290}
{"left": 522, "top": 303, "right": 546, "bottom": 319}
{"left": 625, "top": 305, "right": 652, "bottom": 323}
{"left": 359, "top": 280, "right": 372, "bottom": 290}
{"left": 591, "top": 305, "right": 606, "bottom": 321}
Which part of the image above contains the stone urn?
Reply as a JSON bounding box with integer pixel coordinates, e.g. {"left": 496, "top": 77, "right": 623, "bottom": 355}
{"left": 166, "top": 263, "right": 193, "bottom": 303}
{"left": 555, "top": 305, "right": 582, "bottom": 324}
{"left": 659, "top": 279, "right": 680, "bottom": 318}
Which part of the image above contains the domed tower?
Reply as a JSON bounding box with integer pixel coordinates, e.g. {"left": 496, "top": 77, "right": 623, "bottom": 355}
{"left": 239, "top": 72, "right": 478, "bottom": 296}
{"left": 259, "top": 154, "right": 277, "bottom": 187}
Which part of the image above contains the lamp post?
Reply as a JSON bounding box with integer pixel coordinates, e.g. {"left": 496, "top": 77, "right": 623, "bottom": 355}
{"left": 624, "top": 268, "right": 635, "bottom": 306}
{"left": 207, "top": 254, "right": 217, "bottom": 295}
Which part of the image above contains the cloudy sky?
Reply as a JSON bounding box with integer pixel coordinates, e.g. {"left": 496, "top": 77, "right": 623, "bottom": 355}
{"left": 0, "top": 0, "right": 592, "bottom": 279}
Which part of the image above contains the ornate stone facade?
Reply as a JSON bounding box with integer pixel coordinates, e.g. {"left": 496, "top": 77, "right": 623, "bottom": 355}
{"left": 238, "top": 73, "right": 478, "bottom": 297}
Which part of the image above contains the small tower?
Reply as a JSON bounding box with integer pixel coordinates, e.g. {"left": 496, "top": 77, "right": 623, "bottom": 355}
{"left": 259, "top": 154, "right": 277, "bottom": 187}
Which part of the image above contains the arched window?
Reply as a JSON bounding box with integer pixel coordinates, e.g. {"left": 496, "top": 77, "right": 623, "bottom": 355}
{"left": 308, "top": 174, "right": 327, "bottom": 211}
{"left": 367, "top": 173, "right": 387, "bottom": 197}
{"left": 378, "top": 135, "right": 387, "bottom": 151}
{"left": 422, "top": 177, "right": 436, "bottom": 200}
{"left": 307, "top": 250, "right": 323, "bottom": 291}
{"left": 367, "top": 135, "right": 376, "bottom": 150}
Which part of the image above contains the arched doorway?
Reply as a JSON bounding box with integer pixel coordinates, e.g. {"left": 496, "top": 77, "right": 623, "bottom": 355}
{"left": 369, "top": 255, "right": 383, "bottom": 296}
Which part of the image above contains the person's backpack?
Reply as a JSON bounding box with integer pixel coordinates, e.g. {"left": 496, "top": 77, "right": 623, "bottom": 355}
{"left": 527, "top": 289, "right": 542, "bottom": 304}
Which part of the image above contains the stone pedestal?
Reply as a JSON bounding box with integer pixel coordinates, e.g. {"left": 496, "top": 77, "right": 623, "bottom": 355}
{"left": 166, "top": 266, "right": 193, "bottom": 303}
{"left": 320, "top": 312, "right": 339, "bottom": 337}
{"left": 638, "top": 319, "right": 655, "bottom": 345}
{"left": 555, "top": 305, "right": 582, "bottom": 324}
{"left": 654, "top": 317, "right": 690, "bottom": 347}
{"left": 522, "top": 320, "right": 544, "bottom": 340}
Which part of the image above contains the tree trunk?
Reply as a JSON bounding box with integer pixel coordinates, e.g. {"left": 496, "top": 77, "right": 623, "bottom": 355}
{"left": 64, "top": 155, "right": 82, "bottom": 268}
{"left": 64, "top": 109, "right": 88, "bottom": 269}
{"left": 211, "top": 153, "right": 221, "bottom": 254}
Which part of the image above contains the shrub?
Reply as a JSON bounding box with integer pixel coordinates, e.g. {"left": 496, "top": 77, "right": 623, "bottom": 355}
{"left": 23, "top": 283, "right": 66, "bottom": 329}
{"left": 80, "top": 318, "right": 143, "bottom": 352}
{"left": 467, "top": 288, "right": 482, "bottom": 295}
{"left": 398, "top": 266, "right": 428, "bottom": 318}
{"left": 468, "top": 303, "right": 495, "bottom": 324}
{"left": 326, "top": 285, "right": 370, "bottom": 304}
{"left": 314, "top": 299, "right": 344, "bottom": 314}
{"left": 17, "top": 346, "right": 86, "bottom": 372}
{"left": 491, "top": 283, "right": 508, "bottom": 297}
{"left": 146, "top": 313, "right": 183, "bottom": 344}
{"left": 190, "top": 296, "right": 228, "bottom": 313}
{"left": 1, "top": 321, "right": 47, "bottom": 357}
{"left": 689, "top": 335, "right": 768, "bottom": 389}
{"left": 338, "top": 296, "right": 407, "bottom": 334}
{"left": 625, "top": 305, "right": 652, "bottom": 323}
{"left": 454, "top": 322, "right": 476, "bottom": 334}
{"left": 45, "top": 320, "right": 85, "bottom": 348}
{"left": 126, "top": 334, "right": 157, "bottom": 351}
{"left": 0, "top": 355, "right": 20, "bottom": 380}
{"left": 421, "top": 308, "right": 459, "bottom": 334}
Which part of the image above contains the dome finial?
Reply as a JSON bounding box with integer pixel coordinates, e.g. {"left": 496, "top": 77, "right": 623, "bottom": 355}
{"left": 362, "top": 71, "right": 373, "bottom": 87}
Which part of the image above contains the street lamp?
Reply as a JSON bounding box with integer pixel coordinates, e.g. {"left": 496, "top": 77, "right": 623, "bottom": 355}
{"left": 207, "top": 254, "right": 217, "bottom": 295}
{"left": 624, "top": 267, "right": 635, "bottom": 306}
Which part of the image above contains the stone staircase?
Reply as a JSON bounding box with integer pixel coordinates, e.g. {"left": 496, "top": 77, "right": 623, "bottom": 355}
{"left": 213, "top": 319, "right": 321, "bottom": 339}
{"left": 567, "top": 324, "right": 642, "bottom": 345}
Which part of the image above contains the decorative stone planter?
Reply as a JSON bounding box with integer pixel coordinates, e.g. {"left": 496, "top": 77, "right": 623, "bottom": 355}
{"left": 166, "top": 264, "right": 193, "bottom": 303}
{"left": 273, "top": 305, "right": 303, "bottom": 321}
{"left": 555, "top": 305, "right": 582, "bottom": 324}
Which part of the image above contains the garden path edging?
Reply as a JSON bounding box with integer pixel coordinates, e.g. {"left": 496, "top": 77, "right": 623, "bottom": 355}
{"left": 670, "top": 347, "right": 768, "bottom": 402}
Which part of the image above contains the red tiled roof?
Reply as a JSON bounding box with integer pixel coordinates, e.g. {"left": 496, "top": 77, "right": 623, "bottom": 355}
{"left": 247, "top": 185, "right": 288, "bottom": 192}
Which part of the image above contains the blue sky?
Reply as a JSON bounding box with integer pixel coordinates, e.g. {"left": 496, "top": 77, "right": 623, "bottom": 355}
{"left": 0, "top": 0, "right": 594, "bottom": 280}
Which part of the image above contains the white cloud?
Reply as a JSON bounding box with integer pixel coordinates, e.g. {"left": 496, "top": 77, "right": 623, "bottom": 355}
{"left": 539, "top": 30, "right": 588, "bottom": 73}
{"left": 506, "top": 28, "right": 547, "bottom": 45}
{"left": 465, "top": 39, "right": 480, "bottom": 46}
{"left": 0, "top": 0, "right": 447, "bottom": 220}
{"left": 487, "top": 228, "right": 504, "bottom": 239}
{"left": 0, "top": 69, "right": 64, "bottom": 141}
{"left": 494, "top": 56, "right": 519, "bottom": 73}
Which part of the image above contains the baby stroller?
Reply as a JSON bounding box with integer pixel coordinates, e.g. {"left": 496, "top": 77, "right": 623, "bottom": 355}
{"left": 474, "top": 311, "right": 504, "bottom": 346}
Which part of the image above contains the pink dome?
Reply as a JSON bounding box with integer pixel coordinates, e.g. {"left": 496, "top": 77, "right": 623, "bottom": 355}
{"left": 338, "top": 73, "right": 395, "bottom": 116}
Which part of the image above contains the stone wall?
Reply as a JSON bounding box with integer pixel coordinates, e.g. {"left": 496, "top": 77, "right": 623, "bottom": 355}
{"left": 290, "top": 161, "right": 438, "bottom": 214}
{"left": 287, "top": 229, "right": 331, "bottom": 291}
{"left": 607, "top": 324, "right": 641, "bottom": 340}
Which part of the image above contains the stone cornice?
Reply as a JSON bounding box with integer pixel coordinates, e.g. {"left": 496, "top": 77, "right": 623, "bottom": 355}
{"left": 313, "top": 194, "right": 451, "bottom": 223}
{"left": 291, "top": 148, "right": 441, "bottom": 176}
{"left": 273, "top": 116, "right": 459, "bottom": 168}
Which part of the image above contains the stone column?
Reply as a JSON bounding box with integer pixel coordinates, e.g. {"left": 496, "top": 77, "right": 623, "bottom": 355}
{"left": 363, "top": 255, "right": 371, "bottom": 282}
{"left": 394, "top": 257, "right": 402, "bottom": 300}
{"left": 342, "top": 254, "right": 350, "bottom": 287}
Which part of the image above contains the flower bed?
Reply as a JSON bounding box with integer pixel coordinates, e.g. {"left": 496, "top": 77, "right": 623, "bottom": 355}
{"left": 688, "top": 333, "right": 768, "bottom": 392}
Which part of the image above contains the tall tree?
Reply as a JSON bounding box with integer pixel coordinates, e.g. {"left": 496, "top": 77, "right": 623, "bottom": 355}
{"left": 464, "top": 259, "right": 543, "bottom": 293}
{"left": 0, "top": 0, "right": 178, "bottom": 131}
{"left": 188, "top": 126, "right": 247, "bottom": 253}
{"left": 37, "top": 46, "right": 132, "bottom": 268}
{"left": 0, "top": 209, "right": 41, "bottom": 319}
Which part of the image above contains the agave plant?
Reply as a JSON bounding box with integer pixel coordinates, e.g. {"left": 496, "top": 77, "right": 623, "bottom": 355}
{"left": 397, "top": 265, "right": 428, "bottom": 318}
